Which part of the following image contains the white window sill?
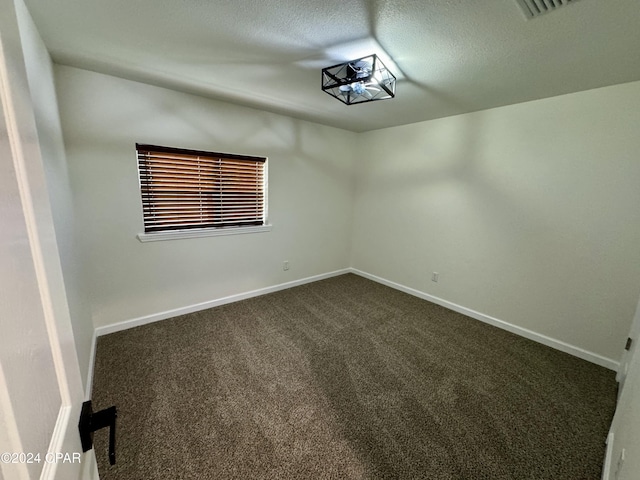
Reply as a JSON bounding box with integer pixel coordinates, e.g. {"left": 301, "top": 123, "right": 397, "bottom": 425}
{"left": 137, "top": 224, "right": 272, "bottom": 242}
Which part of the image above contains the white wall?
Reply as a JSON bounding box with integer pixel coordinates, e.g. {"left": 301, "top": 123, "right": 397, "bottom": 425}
{"left": 16, "top": 0, "right": 93, "bottom": 393}
{"left": 54, "top": 65, "right": 356, "bottom": 328}
{"left": 352, "top": 82, "right": 640, "bottom": 362}
{"left": 53, "top": 63, "right": 640, "bottom": 368}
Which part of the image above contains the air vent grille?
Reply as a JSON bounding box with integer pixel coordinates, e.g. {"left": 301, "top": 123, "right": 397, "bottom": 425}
{"left": 516, "top": 0, "right": 580, "bottom": 19}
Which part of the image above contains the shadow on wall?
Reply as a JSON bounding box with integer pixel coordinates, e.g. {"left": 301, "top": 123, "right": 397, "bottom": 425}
{"left": 356, "top": 102, "right": 593, "bottom": 264}
{"left": 65, "top": 72, "right": 353, "bottom": 183}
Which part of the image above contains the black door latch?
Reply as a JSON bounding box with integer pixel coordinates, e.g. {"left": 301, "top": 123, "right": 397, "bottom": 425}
{"left": 78, "top": 401, "right": 117, "bottom": 465}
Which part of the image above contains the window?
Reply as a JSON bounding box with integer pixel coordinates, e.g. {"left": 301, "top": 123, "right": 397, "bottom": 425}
{"left": 136, "top": 144, "right": 268, "bottom": 240}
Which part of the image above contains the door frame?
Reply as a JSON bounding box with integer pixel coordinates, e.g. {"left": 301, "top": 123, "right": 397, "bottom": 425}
{"left": 0, "top": 0, "right": 97, "bottom": 478}
{"left": 616, "top": 295, "right": 640, "bottom": 393}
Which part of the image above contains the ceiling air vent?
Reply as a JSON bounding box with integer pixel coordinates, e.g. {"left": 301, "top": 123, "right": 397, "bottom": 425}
{"left": 515, "top": 0, "right": 581, "bottom": 19}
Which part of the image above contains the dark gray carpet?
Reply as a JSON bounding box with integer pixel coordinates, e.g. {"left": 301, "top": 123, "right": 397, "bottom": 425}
{"left": 92, "top": 273, "right": 617, "bottom": 479}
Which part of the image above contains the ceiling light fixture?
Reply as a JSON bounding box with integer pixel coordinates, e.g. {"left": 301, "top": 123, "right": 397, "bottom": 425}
{"left": 321, "top": 54, "right": 396, "bottom": 105}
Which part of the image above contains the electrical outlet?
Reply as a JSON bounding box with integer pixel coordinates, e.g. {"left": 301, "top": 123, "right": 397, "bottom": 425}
{"left": 283, "top": 261, "right": 289, "bottom": 271}
{"left": 431, "top": 272, "right": 439, "bottom": 282}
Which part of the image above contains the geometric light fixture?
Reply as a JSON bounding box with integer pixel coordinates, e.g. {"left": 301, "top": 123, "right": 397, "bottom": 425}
{"left": 321, "top": 54, "right": 396, "bottom": 105}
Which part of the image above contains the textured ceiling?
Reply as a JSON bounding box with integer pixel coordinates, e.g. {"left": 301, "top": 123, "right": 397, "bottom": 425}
{"left": 24, "top": 0, "right": 640, "bottom": 132}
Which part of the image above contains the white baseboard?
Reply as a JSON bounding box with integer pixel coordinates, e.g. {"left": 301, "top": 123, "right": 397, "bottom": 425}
{"left": 85, "top": 331, "right": 97, "bottom": 400}
{"left": 94, "top": 269, "right": 350, "bottom": 338}
{"left": 601, "top": 431, "right": 614, "bottom": 480}
{"left": 89, "top": 267, "right": 618, "bottom": 374}
{"left": 350, "top": 268, "right": 619, "bottom": 371}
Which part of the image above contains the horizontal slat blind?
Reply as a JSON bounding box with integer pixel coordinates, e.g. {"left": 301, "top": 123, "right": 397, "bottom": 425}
{"left": 137, "top": 144, "right": 266, "bottom": 233}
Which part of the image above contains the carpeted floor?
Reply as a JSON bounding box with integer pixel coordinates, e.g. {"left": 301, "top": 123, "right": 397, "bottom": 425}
{"left": 92, "top": 273, "right": 617, "bottom": 479}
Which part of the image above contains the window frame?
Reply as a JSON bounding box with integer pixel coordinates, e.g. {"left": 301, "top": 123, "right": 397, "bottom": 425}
{"left": 135, "top": 143, "right": 271, "bottom": 242}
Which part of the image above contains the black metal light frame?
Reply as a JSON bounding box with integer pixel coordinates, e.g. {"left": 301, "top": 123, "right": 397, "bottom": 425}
{"left": 321, "top": 54, "right": 396, "bottom": 105}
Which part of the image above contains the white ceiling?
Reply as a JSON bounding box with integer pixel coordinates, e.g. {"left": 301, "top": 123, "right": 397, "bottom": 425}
{"left": 24, "top": 0, "right": 640, "bottom": 132}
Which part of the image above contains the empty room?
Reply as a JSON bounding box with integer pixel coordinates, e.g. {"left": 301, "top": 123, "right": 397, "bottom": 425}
{"left": 1, "top": 0, "right": 640, "bottom": 479}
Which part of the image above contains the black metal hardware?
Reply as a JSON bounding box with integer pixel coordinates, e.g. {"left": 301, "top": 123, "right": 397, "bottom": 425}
{"left": 79, "top": 401, "right": 117, "bottom": 465}
{"left": 625, "top": 337, "right": 633, "bottom": 351}
{"left": 321, "top": 53, "right": 397, "bottom": 105}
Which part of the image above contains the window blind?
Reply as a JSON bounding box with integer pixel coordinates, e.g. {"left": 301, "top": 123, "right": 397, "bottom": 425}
{"left": 136, "top": 144, "right": 266, "bottom": 233}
